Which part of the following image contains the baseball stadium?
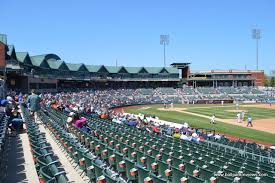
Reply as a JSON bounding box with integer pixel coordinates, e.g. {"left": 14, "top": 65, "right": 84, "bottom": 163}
{"left": 1, "top": 1, "right": 275, "bottom": 183}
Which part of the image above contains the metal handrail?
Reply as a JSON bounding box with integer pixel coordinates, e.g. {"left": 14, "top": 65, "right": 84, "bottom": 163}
{"left": 205, "top": 140, "right": 275, "bottom": 163}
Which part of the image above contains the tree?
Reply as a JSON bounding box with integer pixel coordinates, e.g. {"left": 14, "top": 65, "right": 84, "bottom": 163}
{"left": 264, "top": 75, "right": 270, "bottom": 87}
{"left": 270, "top": 77, "right": 275, "bottom": 87}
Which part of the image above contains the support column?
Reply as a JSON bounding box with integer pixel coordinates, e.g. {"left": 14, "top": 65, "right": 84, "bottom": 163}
{"left": 27, "top": 76, "right": 30, "bottom": 93}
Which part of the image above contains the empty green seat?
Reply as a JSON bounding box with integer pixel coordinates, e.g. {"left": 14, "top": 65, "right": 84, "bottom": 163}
{"left": 171, "top": 166, "right": 186, "bottom": 183}
{"left": 136, "top": 165, "right": 150, "bottom": 183}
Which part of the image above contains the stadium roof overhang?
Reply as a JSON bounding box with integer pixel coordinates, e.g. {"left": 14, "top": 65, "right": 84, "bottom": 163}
{"left": 187, "top": 78, "right": 256, "bottom": 81}
{"left": 1, "top": 33, "right": 180, "bottom": 77}
{"left": 171, "top": 63, "right": 190, "bottom": 69}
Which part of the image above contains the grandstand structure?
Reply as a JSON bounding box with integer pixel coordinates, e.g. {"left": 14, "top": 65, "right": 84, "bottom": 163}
{"left": 188, "top": 70, "right": 265, "bottom": 87}
{"left": 0, "top": 34, "right": 189, "bottom": 93}
{"left": 0, "top": 34, "right": 266, "bottom": 94}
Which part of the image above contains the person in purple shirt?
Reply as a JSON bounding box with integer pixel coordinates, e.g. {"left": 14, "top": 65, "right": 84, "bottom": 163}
{"left": 74, "top": 117, "right": 87, "bottom": 128}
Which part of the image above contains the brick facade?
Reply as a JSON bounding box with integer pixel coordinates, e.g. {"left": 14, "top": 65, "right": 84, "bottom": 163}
{"left": 0, "top": 42, "right": 6, "bottom": 68}
{"left": 250, "top": 71, "right": 265, "bottom": 86}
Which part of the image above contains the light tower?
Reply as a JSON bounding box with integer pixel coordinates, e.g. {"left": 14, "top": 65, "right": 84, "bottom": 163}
{"left": 160, "top": 35, "right": 169, "bottom": 67}
{"left": 252, "top": 28, "right": 261, "bottom": 70}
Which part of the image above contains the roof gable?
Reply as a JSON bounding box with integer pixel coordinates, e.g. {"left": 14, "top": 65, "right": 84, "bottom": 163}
{"left": 86, "top": 65, "right": 102, "bottom": 72}
{"left": 7, "top": 45, "right": 17, "bottom": 60}
{"left": 105, "top": 66, "right": 121, "bottom": 73}
{"left": 125, "top": 67, "right": 140, "bottom": 73}
{"left": 118, "top": 66, "right": 128, "bottom": 73}
{"left": 78, "top": 64, "right": 88, "bottom": 72}
{"left": 97, "top": 65, "right": 109, "bottom": 73}
{"left": 30, "top": 56, "right": 50, "bottom": 68}
{"left": 29, "top": 54, "right": 61, "bottom": 67}
{"left": 165, "top": 67, "right": 178, "bottom": 74}
{"left": 139, "top": 67, "right": 148, "bottom": 73}
{"left": 160, "top": 67, "right": 169, "bottom": 73}
{"left": 66, "top": 63, "right": 88, "bottom": 72}
{"left": 145, "top": 67, "right": 162, "bottom": 74}
{"left": 58, "top": 61, "right": 69, "bottom": 70}
{"left": 47, "top": 59, "right": 69, "bottom": 70}
{"left": 16, "top": 52, "right": 32, "bottom": 65}
{"left": 24, "top": 54, "right": 32, "bottom": 65}
{"left": 66, "top": 63, "right": 79, "bottom": 71}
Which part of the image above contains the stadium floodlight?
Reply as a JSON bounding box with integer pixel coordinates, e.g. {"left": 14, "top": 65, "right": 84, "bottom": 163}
{"left": 160, "top": 35, "right": 169, "bottom": 67}
{"left": 252, "top": 28, "right": 261, "bottom": 70}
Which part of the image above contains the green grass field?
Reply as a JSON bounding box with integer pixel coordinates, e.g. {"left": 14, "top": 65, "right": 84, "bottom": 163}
{"left": 186, "top": 105, "right": 275, "bottom": 120}
{"left": 125, "top": 104, "right": 275, "bottom": 144}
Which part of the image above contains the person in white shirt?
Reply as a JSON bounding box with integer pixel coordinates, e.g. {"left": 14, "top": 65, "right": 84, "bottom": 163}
{"left": 237, "top": 113, "right": 241, "bottom": 123}
{"left": 180, "top": 133, "right": 191, "bottom": 141}
{"left": 183, "top": 122, "right": 189, "bottom": 128}
{"left": 170, "top": 102, "right": 174, "bottom": 108}
{"left": 207, "top": 133, "right": 213, "bottom": 137}
{"left": 214, "top": 134, "right": 221, "bottom": 140}
{"left": 236, "top": 102, "right": 240, "bottom": 110}
{"left": 241, "top": 111, "right": 245, "bottom": 121}
{"left": 192, "top": 132, "right": 198, "bottom": 138}
{"left": 210, "top": 114, "right": 216, "bottom": 124}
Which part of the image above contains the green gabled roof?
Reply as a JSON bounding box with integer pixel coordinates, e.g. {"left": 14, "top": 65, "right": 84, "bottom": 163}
{"left": 16, "top": 52, "right": 28, "bottom": 63}
{"left": 159, "top": 67, "right": 169, "bottom": 73}
{"left": 139, "top": 67, "right": 148, "bottom": 73}
{"left": 105, "top": 66, "right": 121, "bottom": 73}
{"left": 125, "top": 67, "right": 142, "bottom": 73}
{"left": 16, "top": 52, "right": 32, "bottom": 65}
{"left": 0, "top": 34, "right": 7, "bottom": 45}
{"left": 164, "top": 67, "right": 178, "bottom": 74}
{"left": 31, "top": 54, "right": 61, "bottom": 61}
{"left": 31, "top": 56, "right": 50, "bottom": 68}
{"left": 66, "top": 63, "right": 88, "bottom": 72}
{"left": 58, "top": 61, "right": 69, "bottom": 70}
{"left": 66, "top": 63, "right": 81, "bottom": 71}
{"left": 30, "top": 54, "right": 62, "bottom": 68}
{"left": 97, "top": 65, "right": 108, "bottom": 73}
{"left": 86, "top": 65, "right": 102, "bottom": 72}
{"left": 118, "top": 66, "right": 128, "bottom": 73}
{"left": 47, "top": 59, "right": 69, "bottom": 70}
{"left": 144, "top": 67, "right": 163, "bottom": 74}
{"left": 86, "top": 65, "right": 109, "bottom": 73}
{"left": 7, "top": 45, "right": 17, "bottom": 60}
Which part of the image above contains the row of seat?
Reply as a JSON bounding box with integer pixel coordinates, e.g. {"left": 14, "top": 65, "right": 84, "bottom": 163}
{"left": 44, "top": 108, "right": 274, "bottom": 182}
{"left": 0, "top": 113, "right": 9, "bottom": 182}
{"left": 39, "top": 109, "right": 126, "bottom": 182}
{"left": 83, "top": 112, "right": 275, "bottom": 171}
{"left": 208, "top": 136, "right": 274, "bottom": 158}
{"left": 21, "top": 106, "right": 68, "bottom": 183}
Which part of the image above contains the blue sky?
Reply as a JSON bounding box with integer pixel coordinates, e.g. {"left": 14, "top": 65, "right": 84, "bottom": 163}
{"left": 1, "top": 0, "right": 274, "bottom": 73}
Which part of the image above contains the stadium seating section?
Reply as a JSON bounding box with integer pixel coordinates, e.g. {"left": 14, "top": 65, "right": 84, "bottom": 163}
{"left": 0, "top": 113, "right": 9, "bottom": 183}
{"left": 15, "top": 106, "right": 272, "bottom": 183}
{"left": 21, "top": 106, "right": 68, "bottom": 183}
